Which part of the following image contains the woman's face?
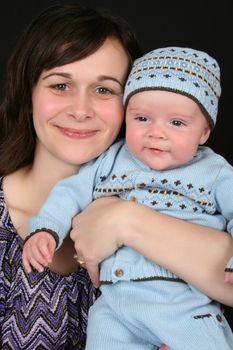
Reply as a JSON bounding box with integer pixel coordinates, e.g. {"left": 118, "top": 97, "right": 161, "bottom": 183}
{"left": 32, "top": 37, "right": 129, "bottom": 168}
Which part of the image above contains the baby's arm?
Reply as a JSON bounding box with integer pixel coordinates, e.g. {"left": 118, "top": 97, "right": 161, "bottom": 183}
{"left": 28, "top": 169, "right": 96, "bottom": 248}
{"left": 22, "top": 173, "right": 81, "bottom": 273}
{"left": 23, "top": 158, "right": 102, "bottom": 273}
{"left": 22, "top": 231, "right": 56, "bottom": 273}
{"left": 28, "top": 173, "right": 87, "bottom": 248}
{"left": 22, "top": 172, "right": 82, "bottom": 273}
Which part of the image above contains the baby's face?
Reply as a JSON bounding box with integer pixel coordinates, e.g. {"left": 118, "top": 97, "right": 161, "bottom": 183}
{"left": 125, "top": 90, "right": 210, "bottom": 170}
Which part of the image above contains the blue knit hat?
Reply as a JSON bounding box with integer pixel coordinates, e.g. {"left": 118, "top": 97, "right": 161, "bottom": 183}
{"left": 124, "top": 47, "right": 221, "bottom": 128}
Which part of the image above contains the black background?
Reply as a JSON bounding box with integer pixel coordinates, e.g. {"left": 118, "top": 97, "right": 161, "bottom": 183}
{"left": 0, "top": 0, "right": 232, "bottom": 327}
{"left": 0, "top": 0, "right": 232, "bottom": 164}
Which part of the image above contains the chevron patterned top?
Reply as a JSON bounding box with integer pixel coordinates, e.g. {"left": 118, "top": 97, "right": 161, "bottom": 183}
{"left": 0, "top": 177, "right": 98, "bottom": 349}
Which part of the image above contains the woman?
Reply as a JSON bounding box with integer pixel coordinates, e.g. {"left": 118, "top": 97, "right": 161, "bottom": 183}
{"left": 0, "top": 4, "right": 141, "bottom": 349}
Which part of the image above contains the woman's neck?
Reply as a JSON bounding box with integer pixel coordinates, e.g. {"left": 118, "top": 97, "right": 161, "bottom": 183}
{"left": 4, "top": 146, "right": 81, "bottom": 218}
{"left": 31, "top": 144, "right": 81, "bottom": 198}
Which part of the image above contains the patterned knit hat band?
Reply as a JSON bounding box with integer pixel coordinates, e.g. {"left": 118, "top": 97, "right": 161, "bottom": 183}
{"left": 123, "top": 47, "right": 221, "bottom": 128}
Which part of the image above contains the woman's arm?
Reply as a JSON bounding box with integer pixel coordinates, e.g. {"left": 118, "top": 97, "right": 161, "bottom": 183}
{"left": 70, "top": 196, "right": 233, "bottom": 306}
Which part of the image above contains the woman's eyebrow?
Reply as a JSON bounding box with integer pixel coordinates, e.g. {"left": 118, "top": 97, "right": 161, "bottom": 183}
{"left": 42, "top": 72, "right": 71, "bottom": 80}
{"left": 98, "top": 75, "right": 123, "bottom": 88}
{"left": 42, "top": 72, "right": 123, "bottom": 88}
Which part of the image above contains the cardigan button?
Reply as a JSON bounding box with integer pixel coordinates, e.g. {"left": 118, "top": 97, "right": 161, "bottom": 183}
{"left": 114, "top": 268, "right": 124, "bottom": 277}
{"left": 216, "top": 314, "right": 222, "bottom": 322}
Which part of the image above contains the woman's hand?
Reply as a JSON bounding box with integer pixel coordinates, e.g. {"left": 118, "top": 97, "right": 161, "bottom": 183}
{"left": 70, "top": 197, "right": 124, "bottom": 287}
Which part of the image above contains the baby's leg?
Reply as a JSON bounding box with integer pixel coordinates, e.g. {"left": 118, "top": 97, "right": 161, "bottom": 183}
{"left": 85, "top": 292, "right": 155, "bottom": 350}
{"left": 133, "top": 280, "right": 233, "bottom": 350}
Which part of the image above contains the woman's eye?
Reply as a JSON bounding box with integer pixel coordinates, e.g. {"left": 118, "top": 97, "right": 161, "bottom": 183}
{"left": 95, "top": 86, "right": 122, "bottom": 99}
{"left": 96, "top": 87, "right": 112, "bottom": 95}
{"left": 49, "top": 83, "right": 68, "bottom": 92}
{"left": 51, "top": 83, "right": 68, "bottom": 91}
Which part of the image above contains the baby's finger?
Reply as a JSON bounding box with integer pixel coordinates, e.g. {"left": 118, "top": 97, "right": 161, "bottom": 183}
{"left": 28, "top": 256, "right": 46, "bottom": 273}
{"left": 30, "top": 245, "right": 50, "bottom": 267}
{"left": 39, "top": 243, "right": 53, "bottom": 262}
{"left": 22, "top": 254, "right": 33, "bottom": 273}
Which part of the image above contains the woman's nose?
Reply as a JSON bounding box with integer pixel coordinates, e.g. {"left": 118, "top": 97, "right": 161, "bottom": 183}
{"left": 68, "top": 91, "right": 92, "bottom": 121}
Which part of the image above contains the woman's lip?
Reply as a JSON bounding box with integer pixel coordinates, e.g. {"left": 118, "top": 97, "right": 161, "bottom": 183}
{"left": 58, "top": 127, "right": 98, "bottom": 138}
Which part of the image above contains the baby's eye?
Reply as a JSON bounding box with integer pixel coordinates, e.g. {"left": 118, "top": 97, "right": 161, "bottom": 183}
{"left": 136, "top": 116, "right": 148, "bottom": 122}
{"left": 171, "top": 120, "right": 184, "bottom": 127}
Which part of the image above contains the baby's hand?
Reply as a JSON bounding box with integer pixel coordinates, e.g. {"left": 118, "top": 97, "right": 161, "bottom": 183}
{"left": 224, "top": 271, "right": 233, "bottom": 284}
{"left": 22, "top": 231, "right": 56, "bottom": 273}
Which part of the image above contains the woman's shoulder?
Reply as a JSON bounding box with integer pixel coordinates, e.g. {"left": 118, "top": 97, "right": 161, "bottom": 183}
{"left": 0, "top": 176, "right": 16, "bottom": 234}
{"left": 0, "top": 176, "right": 22, "bottom": 275}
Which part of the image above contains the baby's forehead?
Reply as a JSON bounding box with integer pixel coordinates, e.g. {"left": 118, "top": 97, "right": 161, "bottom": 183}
{"left": 127, "top": 89, "right": 200, "bottom": 108}
{"left": 126, "top": 89, "right": 209, "bottom": 123}
{"left": 124, "top": 47, "right": 220, "bottom": 130}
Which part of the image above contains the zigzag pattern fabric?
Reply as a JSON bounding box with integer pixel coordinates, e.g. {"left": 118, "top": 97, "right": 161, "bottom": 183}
{"left": 0, "top": 177, "right": 97, "bottom": 349}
